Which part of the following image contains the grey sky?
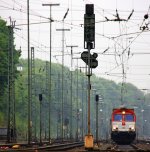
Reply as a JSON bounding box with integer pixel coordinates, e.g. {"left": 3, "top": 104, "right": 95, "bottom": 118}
{"left": 0, "top": 0, "right": 150, "bottom": 90}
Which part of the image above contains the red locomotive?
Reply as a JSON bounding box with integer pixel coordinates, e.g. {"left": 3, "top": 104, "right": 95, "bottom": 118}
{"left": 111, "top": 108, "right": 136, "bottom": 144}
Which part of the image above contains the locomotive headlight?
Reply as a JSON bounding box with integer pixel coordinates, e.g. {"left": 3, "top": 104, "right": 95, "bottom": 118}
{"left": 113, "top": 125, "right": 118, "bottom": 130}
{"left": 129, "top": 125, "right": 135, "bottom": 131}
{"left": 131, "top": 126, "right": 134, "bottom": 130}
{"left": 122, "top": 111, "right": 125, "bottom": 114}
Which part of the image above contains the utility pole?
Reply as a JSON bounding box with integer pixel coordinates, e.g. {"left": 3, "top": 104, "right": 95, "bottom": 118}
{"left": 57, "top": 73, "right": 61, "bottom": 139}
{"left": 42, "top": 3, "right": 60, "bottom": 143}
{"left": 31, "top": 47, "right": 36, "bottom": 141}
{"left": 81, "top": 78, "right": 84, "bottom": 140}
{"left": 27, "top": 0, "right": 32, "bottom": 145}
{"left": 72, "top": 58, "right": 80, "bottom": 141}
{"left": 95, "top": 94, "right": 99, "bottom": 144}
{"left": 39, "top": 94, "right": 42, "bottom": 144}
{"left": 56, "top": 8, "right": 70, "bottom": 141}
{"left": 66, "top": 45, "right": 78, "bottom": 140}
{"left": 7, "top": 19, "right": 16, "bottom": 143}
{"left": 45, "top": 61, "right": 49, "bottom": 139}
{"left": 77, "top": 59, "right": 79, "bottom": 141}
{"left": 87, "top": 43, "right": 91, "bottom": 135}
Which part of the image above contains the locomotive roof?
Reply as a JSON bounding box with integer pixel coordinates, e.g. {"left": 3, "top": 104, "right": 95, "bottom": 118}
{"left": 112, "top": 108, "right": 135, "bottom": 114}
{"left": 113, "top": 108, "right": 134, "bottom": 111}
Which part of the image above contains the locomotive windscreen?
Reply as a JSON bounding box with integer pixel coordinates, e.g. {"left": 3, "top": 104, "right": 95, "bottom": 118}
{"left": 125, "top": 114, "right": 134, "bottom": 121}
{"left": 114, "top": 114, "right": 122, "bottom": 121}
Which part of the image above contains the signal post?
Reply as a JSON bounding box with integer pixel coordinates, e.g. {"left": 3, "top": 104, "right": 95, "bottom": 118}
{"left": 82, "top": 4, "right": 98, "bottom": 149}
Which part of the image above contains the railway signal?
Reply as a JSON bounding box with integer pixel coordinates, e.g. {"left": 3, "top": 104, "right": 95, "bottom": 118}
{"left": 39, "top": 94, "right": 42, "bottom": 101}
{"left": 84, "top": 4, "right": 95, "bottom": 49}
{"left": 95, "top": 94, "right": 99, "bottom": 102}
{"left": 81, "top": 51, "right": 98, "bottom": 68}
{"left": 84, "top": 4, "right": 96, "bottom": 149}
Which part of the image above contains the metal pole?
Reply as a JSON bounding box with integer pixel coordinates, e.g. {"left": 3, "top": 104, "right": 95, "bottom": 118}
{"left": 7, "top": 24, "right": 12, "bottom": 143}
{"left": 85, "top": 79, "right": 88, "bottom": 134}
{"left": 70, "top": 47, "right": 73, "bottom": 140}
{"left": 12, "top": 22, "right": 16, "bottom": 142}
{"left": 11, "top": 24, "right": 15, "bottom": 142}
{"left": 45, "top": 61, "right": 49, "bottom": 139}
{"left": 57, "top": 74, "right": 61, "bottom": 139}
{"left": 87, "top": 43, "right": 91, "bottom": 135}
{"left": 40, "top": 100, "right": 42, "bottom": 144}
{"left": 81, "top": 79, "right": 84, "bottom": 140}
{"left": 56, "top": 8, "right": 69, "bottom": 141}
{"left": 76, "top": 59, "right": 79, "bottom": 141}
{"left": 62, "top": 22, "right": 64, "bottom": 141}
{"left": 27, "top": 0, "right": 31, "bottom": 144}
{"left": 84, "top": 42, "right": 94, "bottom": 148}
{"left": 96, "top": 100, "right": 98, "bottom": 143}
{"left": 56, "top": 28, "right": 70, "bottom": 141}
{"left": 7, "top": 20, "right": 17, "bottom": 143}
{"left": 42, "top": 3, "right": 59, "bottom": 142}
{"left": 7, "top": 25, "right": 11, "bottom": 142}
{"left": 49, "top": 5, "right": 52, "bottom": 143}
{"left": 66, "top": 45, "right": 78, "bottom": 140}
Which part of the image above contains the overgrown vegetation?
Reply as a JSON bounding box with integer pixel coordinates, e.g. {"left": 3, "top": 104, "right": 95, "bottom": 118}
{"left": 0, "top": 18, "right": 20, "bottom": 120}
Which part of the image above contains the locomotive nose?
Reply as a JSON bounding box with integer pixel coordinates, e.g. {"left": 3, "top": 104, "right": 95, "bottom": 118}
{"left": 122, "top": 121, "right": 125, "bottom": 126}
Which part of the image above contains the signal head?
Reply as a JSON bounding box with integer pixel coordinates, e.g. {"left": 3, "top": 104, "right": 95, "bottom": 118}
{"left": 92, "top": 53, "right": 98, "bottom": 58}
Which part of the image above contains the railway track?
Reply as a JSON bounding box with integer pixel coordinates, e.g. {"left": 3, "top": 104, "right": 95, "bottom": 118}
{"left": 111, "top": 143, "right": 145, "bottom": 151}
{"left": 1, "top": 140, "right": 149, "bottom": 152}
{"left": 38, "top": 141, "right": 84, "bottom": 151}
{"left": 0, "top": 141, "right": 84, "bottom": 152}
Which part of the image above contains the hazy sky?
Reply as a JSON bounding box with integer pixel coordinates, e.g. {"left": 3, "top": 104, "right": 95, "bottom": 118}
{"left": 1, "top": 0, "right": 150, "bottom": 90}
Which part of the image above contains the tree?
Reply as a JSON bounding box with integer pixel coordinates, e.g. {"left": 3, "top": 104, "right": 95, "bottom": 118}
{"left": 0, "top": 18, "right": 20, "bottom": 113}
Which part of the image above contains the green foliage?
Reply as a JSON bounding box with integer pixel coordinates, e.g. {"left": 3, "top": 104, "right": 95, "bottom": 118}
{"left": 0, "top": 18, "right": 20, "bottom": 131}
{"left": 0, "top": 18, "right": 9, "bottom": 97}
{"left": 0, "top": 18, "right": 20, "bottom": 98}
{"left": 0, "top": 112, "right": 5, "bottom": 127}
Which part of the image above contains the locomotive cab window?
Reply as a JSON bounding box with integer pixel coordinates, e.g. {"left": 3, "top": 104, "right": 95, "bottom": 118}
{"left": 125, "top": 114, "right": 134, "bottom": 121}
{"left": 114, "top": 114, "right": 122, "bottom": 121}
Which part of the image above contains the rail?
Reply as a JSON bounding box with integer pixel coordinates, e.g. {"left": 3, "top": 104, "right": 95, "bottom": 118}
{"left": 0, "top": 141, "right": 84, "bottom": 152}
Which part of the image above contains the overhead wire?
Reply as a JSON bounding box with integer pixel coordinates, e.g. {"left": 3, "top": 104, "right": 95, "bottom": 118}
{"left": 1, "top": 0, "right": 150, "bottom": 85}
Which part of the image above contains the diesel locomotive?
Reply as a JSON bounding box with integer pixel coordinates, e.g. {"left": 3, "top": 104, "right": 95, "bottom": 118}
{"left": 111, "top": 108, "right": 136, "bottom": 144}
